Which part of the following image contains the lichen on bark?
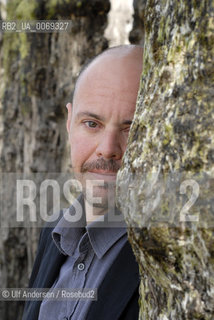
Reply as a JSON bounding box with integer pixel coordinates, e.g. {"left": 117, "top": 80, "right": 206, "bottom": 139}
{"left": 118, "top": 0, "right": 214, "bottom": 319}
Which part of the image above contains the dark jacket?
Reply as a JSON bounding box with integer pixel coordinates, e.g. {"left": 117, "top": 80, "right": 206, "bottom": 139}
{"left": 22, "top": 223, "right": 140, "bottom": 320}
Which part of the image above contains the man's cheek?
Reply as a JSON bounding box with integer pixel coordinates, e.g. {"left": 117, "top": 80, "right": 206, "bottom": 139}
{"left": 71, "top": 146, "right": 87, "bottom": 171}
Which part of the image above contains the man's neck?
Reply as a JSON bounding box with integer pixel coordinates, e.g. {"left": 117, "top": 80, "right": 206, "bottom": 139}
{"left": 85, "top": 200, "right": 108, "bottom": 225}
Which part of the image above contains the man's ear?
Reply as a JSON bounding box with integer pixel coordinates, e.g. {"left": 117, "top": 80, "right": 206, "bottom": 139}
{"left": 66, "top": 102, "right": 72, "bottom": 133}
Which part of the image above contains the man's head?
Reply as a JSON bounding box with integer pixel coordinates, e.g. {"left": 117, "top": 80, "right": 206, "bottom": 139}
{"left": 66, "top": 45, "right": 143, "bottom": 212}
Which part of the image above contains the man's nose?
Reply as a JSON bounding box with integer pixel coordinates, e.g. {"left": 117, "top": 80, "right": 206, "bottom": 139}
{"left": 95, "top": 130, "right": 122, "bottom": 160}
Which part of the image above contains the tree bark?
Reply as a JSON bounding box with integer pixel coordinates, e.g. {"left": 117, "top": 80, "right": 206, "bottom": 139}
{"left": 118, "top": 0, "right": 214, "bottom": 319}
{"left": 0, "top": 1, "right": 109, "bottom": 319}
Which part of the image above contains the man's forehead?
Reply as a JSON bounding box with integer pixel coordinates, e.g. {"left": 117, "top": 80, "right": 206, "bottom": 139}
{"left": 73, "top": 46, "right": 143, "bottom": 101}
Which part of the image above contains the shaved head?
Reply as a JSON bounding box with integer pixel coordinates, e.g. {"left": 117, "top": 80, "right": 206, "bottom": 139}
{"left": 72, "top": 45, "right": 143, "bottom": 106}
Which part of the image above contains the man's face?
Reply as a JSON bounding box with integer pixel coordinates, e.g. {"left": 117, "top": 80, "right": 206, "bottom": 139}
{"left": 67, "top": 51, "right": 142, "bottom": 209}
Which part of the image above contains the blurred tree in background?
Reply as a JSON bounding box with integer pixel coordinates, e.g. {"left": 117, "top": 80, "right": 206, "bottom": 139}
{"left": 0, "top": 1, "right": 110, "bottom": 318}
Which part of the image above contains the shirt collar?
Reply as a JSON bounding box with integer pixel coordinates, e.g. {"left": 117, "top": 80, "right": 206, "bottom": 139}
{"left": 52, "top": 194, "right": 86, "bottom": 256}
{"left": 86, "top": 219, "right": 127, "bottom": 259}
{"left": 52, "top": 194, "right": 127, "bottom": 259}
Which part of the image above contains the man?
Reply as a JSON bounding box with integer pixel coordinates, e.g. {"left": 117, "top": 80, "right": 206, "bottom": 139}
{"left": 22, "top": 44, "right": 143, "bottom": 320}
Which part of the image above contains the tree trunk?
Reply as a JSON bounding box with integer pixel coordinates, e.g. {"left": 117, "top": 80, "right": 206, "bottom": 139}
{"left": 0, "top": 1, "right": 109, "bottom": 319}
{"left": 118, "top": 0, "right": 214, "bottom": 319}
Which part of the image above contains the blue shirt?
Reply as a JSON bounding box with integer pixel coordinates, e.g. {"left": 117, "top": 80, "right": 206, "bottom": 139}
{"left": 38, "top": 197, "right": 127, "bottom": 320}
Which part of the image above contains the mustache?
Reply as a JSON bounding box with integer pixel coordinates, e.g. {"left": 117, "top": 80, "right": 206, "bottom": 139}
{"left": 81, "top": 158, "right": 120, "bottom": 173}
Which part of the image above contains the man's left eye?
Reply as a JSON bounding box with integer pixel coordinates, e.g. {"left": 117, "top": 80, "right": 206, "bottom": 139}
{"left": 84, "top": 121, "right": 98, "bottom": 128}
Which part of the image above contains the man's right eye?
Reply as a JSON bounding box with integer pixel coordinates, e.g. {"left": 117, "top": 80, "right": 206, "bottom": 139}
{"left": 83, "top": 121, "right": 98, "bottom": 128}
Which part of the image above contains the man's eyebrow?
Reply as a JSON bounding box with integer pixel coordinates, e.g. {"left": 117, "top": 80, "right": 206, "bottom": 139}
{"left": 122, "top": 120, "right": 132, "bottom": 125}
{"left": 76, "top": 112, "right": 105, "bottom": 121}
{"left": 76, "top": 112, "right": 133, "bottom": 125}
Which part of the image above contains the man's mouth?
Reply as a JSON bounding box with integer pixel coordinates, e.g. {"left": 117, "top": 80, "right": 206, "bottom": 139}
{"left": 85, "top": 170, "right": 118, "bottom": 182}
{"left": 81, "top": 158, "right": 120, "bottom": 174}
{"left": 88, "top": 170, "right": 117, "bottom": 176}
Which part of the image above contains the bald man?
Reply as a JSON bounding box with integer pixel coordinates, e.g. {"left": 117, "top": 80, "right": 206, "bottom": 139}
{"left": 22, "top": 45, "right": 143, "bottom": 320}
